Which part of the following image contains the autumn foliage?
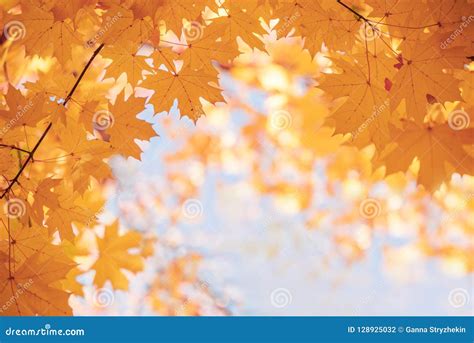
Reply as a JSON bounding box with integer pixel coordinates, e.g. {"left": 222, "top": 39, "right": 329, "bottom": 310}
{"left": 0, "top": 0, "right": 472, "bottom": 316}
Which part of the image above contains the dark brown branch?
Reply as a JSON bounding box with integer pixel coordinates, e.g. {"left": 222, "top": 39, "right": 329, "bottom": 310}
{"left": 337, "top": 0, "right": 382, "bottom": 34}
{"left": 0, "top": 43, "right": 105, "bottom": 199}
{"left": 0, "top": 144, "right": 30, "bottom": 154}
{"left": 64, "top": 43, "right": 104, "bottom": 106}
{"left": 1, "top": 122, "right": 51, "bottom": 199}
{"left": 336, "top": 0, "right": 367, "bottom": 22}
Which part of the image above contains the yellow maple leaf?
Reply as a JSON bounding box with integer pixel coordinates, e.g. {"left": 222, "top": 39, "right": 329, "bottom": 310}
{"left": 91, "top": 221, "right": 144, "bottom": 290}
{"left": 378, "top": 121, "right": 474, "bottom": 190}
{"left": 142, "top": 64, "right": 223, "bottom": 122}
{"left": 102, "top": 40, "right": 152, "bottom": 86}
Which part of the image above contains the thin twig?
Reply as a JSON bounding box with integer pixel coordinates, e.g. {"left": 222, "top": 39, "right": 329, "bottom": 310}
{"left": 0, "top": 144, "right": 30, "bottom": 154}
{"left": 1, "top": 123, "right": 51, "bottom": 198}
{"left": 336, "top": 0, "right": 367, "bottom": 22}
{"left": 64, "top": 43, "right": 105, "bottom": 105}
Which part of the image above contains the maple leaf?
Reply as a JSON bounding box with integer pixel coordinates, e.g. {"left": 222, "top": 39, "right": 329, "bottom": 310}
{"left": 16, "top": 1, "right": 82, "bottom": 64}
{"left": 97, "top": 6, "right": 155, "bottom": 47}
{"left": 274, "top": 0, "right": 361, "bottom": 54}
{"left": 0, "top": 253, "right": 74, "bottom": 315}
{"left": 142, "top": 64, "right": 223, "bottom": 122}
{"left": 211, "top": 1, "right": 266, "bottom": 51}
{"left": 106, "top": 92, "right": 156, "bottom": 159}
{"left": 155, "top": 0, "right": 206, "bottom": 35}
{"left": 378, "top": 121, "right": 474, "bottom": 190}
{"left": 14, "top": 2, "right": 53, "bottom": 51}
{"left": 0, "top": 224, "right": 74, "bottom": 315}
{"left": 101, "top": 40, "right": 152, "bottom": 86}
{"left": 180, "top": 23, "right": 237, "bottom": 72}
{"left": 31, "top": 178, "right": 61, "bottom": 225}
{"left": 0, "top": 150, "right": 16, "bottom": 181}
{"left": 367, "top": 0, "right": 469, "bottom": 43}
{"left": 45, "top": 184, "right": 97, "bottom": 240}
{"left": 389, "top": 38, "right": 467, "bottom": 123}
{"left": 0, "top": 88, "right": 45, "bottom": 127}
{"left": 91, "top": 221, "right": 144, "bottom": 290}
{"left": 130, "top": 0, "right": 162, "bottom": 20}
{"left": 320, "top": 52, "right": 394, "bottom": 148}
{"left": 55, "top": 120, "right": 113, "bottom": 191}
{"left": 51, "top": 0, "right": 96, "bottom": 22}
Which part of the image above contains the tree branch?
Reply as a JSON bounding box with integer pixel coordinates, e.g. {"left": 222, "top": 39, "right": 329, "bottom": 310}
{"left": 336, "top": 0, "right": 368, "bottom": 22}
{"left": 0, "top": 43, "right": 105, "bottom": 199}
{"left": 0, "top": 123, "right": 51, "bottom": 199}
{"left": 64, "top": 43, "right": 104, "bottom": 106}
{"left": 0, "top": 144, "right": 30, "bottom": 154}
